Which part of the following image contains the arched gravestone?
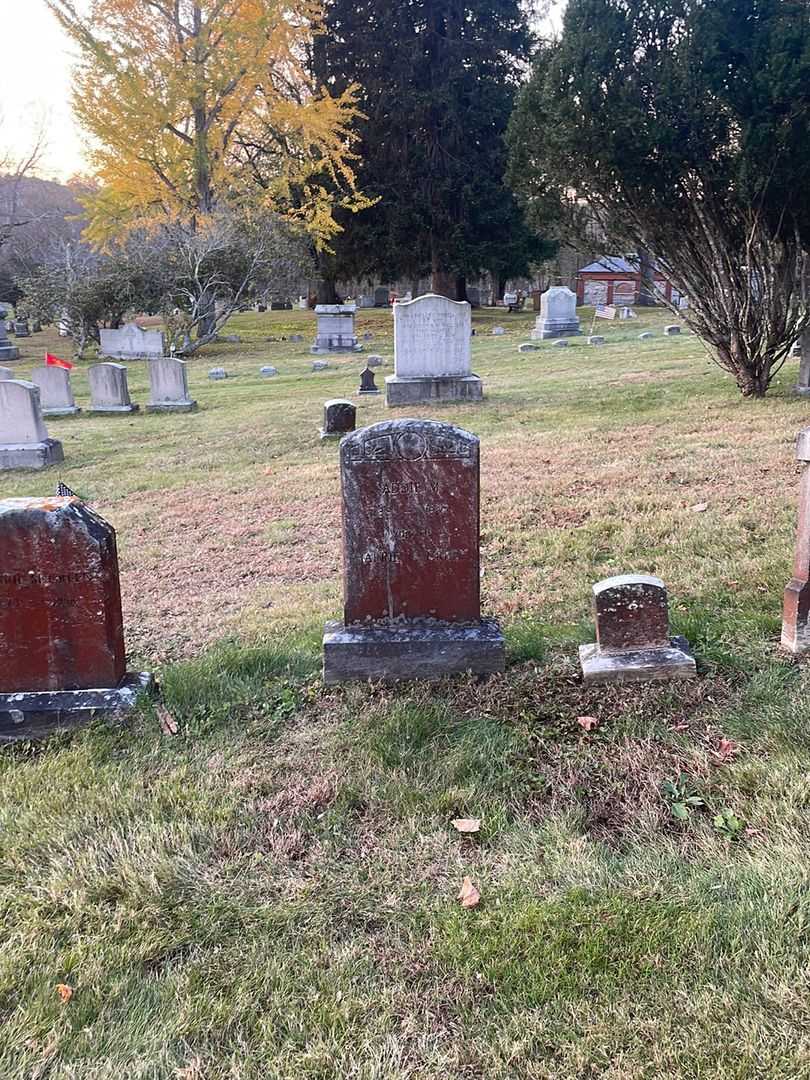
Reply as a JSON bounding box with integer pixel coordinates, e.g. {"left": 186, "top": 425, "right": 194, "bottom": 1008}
{"left": 31, "top": 365, "right": 81, "bottom": 416}
{"left": 0, "top": 380, "right": 64, "bottom": 470}
{"left": 531, "top": 286, "right": 581, "bottom": 340}
{"left": 146, "top": 357, "right": 197, "bottom": 413}
{"left": 88, "top": 362, "right": 139, "bottom": 414}
{"left": 0, "top": 496, "right": 152, "bottom": 741}
{"left": 323, "top": 418, "right": 505, "bottom": 682}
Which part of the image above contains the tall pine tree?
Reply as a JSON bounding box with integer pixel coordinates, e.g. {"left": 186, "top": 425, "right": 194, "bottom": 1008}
{"left": 314, "top": 0, "right": 550, "bottom": 299}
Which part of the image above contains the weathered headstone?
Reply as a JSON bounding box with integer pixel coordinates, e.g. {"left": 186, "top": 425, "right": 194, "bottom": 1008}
{"left": 13, "top": 319, "right": 30, "bottom": 338}
{"left": 794, "top": 330, "right": 810, "bottom": 396}
{"left": 260, "top": 365, "right": 278, "bottom": 377}
{"left": 782, "top": 428, "right": 810, "bottom": 652}
{"left": 30, "top": 366, "right": 81, "bottom": 416}
{"left": 146, "top": 357, "right": 197, "bottom": 413}
{"left": 664, "top": 324, "right": 681, "bottom": 335}
{"left": 0, "top": 496, "right": 152, "bottom": 740}
{"left": 0, "top": 381, "right": 64, "bottom": 470}
{"left": 366, "top": 354, "right": 384, "bottom": 367}
{"left": 208, "top": 367, "right": 228, "bottom": 380}
{"left": 552, "top": 339, "right": 569, "bottom": 348}
{"left": 385, "top": 293, "right": 482, "bottom": 406}
{"left": 0, "top": 318, "right": 19, "bottom": 361}
{"left": 374, "top": 286, "right": 390, "bottom": 307}
{"left": 323, "top": 419, "right": 505, "bottom": 682}
{"left": 588, "top": 335, "right": 606, "bottom": 345}
{"left": 358, "top": 367, "right": 380, "bottom": 395}
{"left": 491, "top": 326, "right": 506, "bottom": 336}
{"left": 530, "top": 286, "right": 581, "bottom": 340}
{"left": 517, "top": 342, "right": 539, "bottom": 353}
{"left": 312, "top": 360, "right": 329, "bottom": 372}
{"left": 311, "top": 304, "right": 363, "bottom": 354}
{"left": 638, "top": 331, "right": 654, "bottom": 340}
{"left": 320, "top": 399, "right": 356, "bottom": 440}
{"left": 88, "top": 362, "right": 139, "bottom": 414}
{"left": 579, "top": 574, "right": 696, "bottom": 683}
{"left": 100, "top": 322, "right": 165, "bottom": 360}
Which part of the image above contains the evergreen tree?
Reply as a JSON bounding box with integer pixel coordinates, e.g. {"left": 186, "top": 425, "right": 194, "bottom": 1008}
{"left": 315, "top": 0, "right": 552, "bottom": 298}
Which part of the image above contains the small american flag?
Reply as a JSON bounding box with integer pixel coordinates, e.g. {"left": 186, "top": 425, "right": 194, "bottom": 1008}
{"left": 595, "top": 305, "right": 617, "bottom": 320}
{"left": 56, "top": 482, "right": 81, "bottom": 500}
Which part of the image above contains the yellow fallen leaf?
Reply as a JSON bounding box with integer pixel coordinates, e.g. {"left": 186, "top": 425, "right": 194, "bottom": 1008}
{"left": 55, "top": 984, "right": 73, "bottom": 1003}
{"left": 451, "top": 818, "right": 481, "bottom": 834}
{"left": 457, "top": 876, "right": 481, "bottom": 909}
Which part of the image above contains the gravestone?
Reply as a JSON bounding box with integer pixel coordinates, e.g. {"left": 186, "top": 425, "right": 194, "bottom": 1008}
{"left": 146, "top": 357, "right": 197, "bottom": 413}
{"left": 0, "top": 367, "right": 14, "bottom": 379}
{"left": 0, "top": 496, "right": 152, "bottom": 740}
{"left": 374, "top": 286, "right": 390, "bottom": 307}
{"left": 385, "top": 293, "right": 482, "bottom": 406}
{"left": 588, "top": 335, "right": 606, "bottom": 345}
{"left": 323, "top": 419, "right": 505, "bottom": 682}
{"left": 0, "top": 381, "right": 64, "bottom": 470}
{"left": 638, "top": 332, "right": 654, "bottom": 340}
{"left": 467, "top": 286, "right": 481, "bottom": 308}
{"left": 664, "top": 325, "right": 681, "bottom": 335}
{"left": 208, "top": 367, "right": 227, "bottom": 380}
{"left": 289, "top": 334, "right": 304, "bottom": 343}
{"left": 358, "top": 367, "right": 380, "bottom": 395}
{"left": 795, "top": 330, "right": 810, "bottom": 396}
{"left": 260, "top": 365, "right": 278, "bottom": 377}
{"left": 782, "top": 427, "right": 810, "bottom": 652}
{"left": 0, "top": 318, "right": 19, "bottom": 361}
{"left": 579, "top": 574, "right": 696, "bottom": 683}
{"left": 552, "top": 339, "right": 569, "bottom": 348}
{"left": 491, "top": 326, "right": 505, "bottom": 336}
{"left": 530, "top": 287, "right": 581, "bottom": 339}
{"left": 311, "top": 304, "right": 363, "bottom": 354}
{"left": 88, "top": 362, "right": 139, "bottom": 414}
{"left": 366, "top": 354, "right": 384, "bottom": 367}
{"left": 517, "top": 342, "right": 539, "bottom": 353}
{"left": 13, "top": 319, "right": 30, "bottom": 338}
{"left": 100, "top": 322, "right": 165, "bottom": 360}
{"left": 30, "top": 366, "right": 81, "bottom": 416}
{"left": 312, "top": 360, "right": 329, "bottom": 372}
{"left": 320, "top": 399, "right": 356, "bottom": 440}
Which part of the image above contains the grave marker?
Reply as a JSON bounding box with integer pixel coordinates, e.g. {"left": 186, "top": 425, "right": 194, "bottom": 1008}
{"left": 0, "top": 318, "right": 19, "bottom": 361}
{"left": 323, "top": 418, "right": 505, "bottom": 682}
{"left": 531, "top": 287, "right": 581, "bottom": 340}
{"left": 88, "top": 362, "right": 139, "bottom": 414}
{"left": 0, "top": 496, "right": 152, "bottom": 740}
{"left": 30, "top": 366, "right": 81, "bottom": 416}
{"left": 358, "top": 367, "right": 380, "bottom": 395}
{"left": 100, "top": 322, "right": 165, "bottom": 359}
{"left": 146, "top": 357, "right": 197, "bottom": 413}
{"left": 579, "top": 574, "right": 696, "bottom": 683}
{"left": 0, "top": 380, "right": 64, "bottom": 470}
{"left": 320, "top": 399, "right": 356, "bottom": 440}
{"left": 782, "top": 427, "right": 810, "bottom": 653}
{"left": 311, "top": 304, "right": 363, "bottom": 354}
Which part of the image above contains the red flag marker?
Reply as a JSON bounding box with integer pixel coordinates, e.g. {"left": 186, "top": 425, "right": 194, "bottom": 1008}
{"left": 46, "top": 353, "right": 74, "bottom": 370}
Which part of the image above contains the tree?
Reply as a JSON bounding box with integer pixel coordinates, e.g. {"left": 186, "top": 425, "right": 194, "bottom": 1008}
{"left": 508, "top": 0, "right": 810, "bottom": 397}
{"left": 314, "top": 0, "right": 550, "bottom": 299}
{"left": 45, "top": 0, "right": 368, "bottom": 342}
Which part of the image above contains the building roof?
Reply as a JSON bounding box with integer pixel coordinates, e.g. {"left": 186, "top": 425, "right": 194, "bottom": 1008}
{"left": 579, "top": 256, "right": 639, "bottom": 274}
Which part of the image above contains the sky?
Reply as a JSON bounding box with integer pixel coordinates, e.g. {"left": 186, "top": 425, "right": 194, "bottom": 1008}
{"left": 1, "top": 0, "right": 567, "bottom": 184}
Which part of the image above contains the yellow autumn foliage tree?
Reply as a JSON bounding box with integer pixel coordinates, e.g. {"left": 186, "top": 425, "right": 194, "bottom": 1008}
{"left": 45, "top": 0, "right": 370, "bottom": 249}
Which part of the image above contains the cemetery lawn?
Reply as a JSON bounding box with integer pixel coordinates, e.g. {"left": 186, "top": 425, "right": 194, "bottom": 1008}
{"left": 4, "top": 308, "right": 810, "bottom": 1078}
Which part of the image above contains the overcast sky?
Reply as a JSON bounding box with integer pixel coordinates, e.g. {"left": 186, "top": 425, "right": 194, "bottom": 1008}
{"left": 2, "top": 0, "right": 566, "bottom": 183}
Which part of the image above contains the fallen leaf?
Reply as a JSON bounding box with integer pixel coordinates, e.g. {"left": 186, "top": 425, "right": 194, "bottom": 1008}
{"left": 577, "top": 715, "right": 598, "bottom": 731}
{"left": 156, "top": 704, "right": 179, "bottom": 736}
{"left": 691, "top": 502, "right": 709, "bottom": 512}
{"left": 55, "top": 984, "right": 73, "bottom": 1004}
{"left": 451, "top": 818, "right": 481, "bottom": 834}
{"left": 710, "top": 736, "right": 738, "bottom": 764}
{"left": 457, "top": 876, "right": 481, "bottom": 909}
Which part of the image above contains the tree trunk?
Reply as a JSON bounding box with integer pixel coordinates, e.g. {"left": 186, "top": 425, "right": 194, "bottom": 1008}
{"left": 455, "top": 275, "right": 468, "bottom": 303}
{"left": 316, "top": 279, "right": 339, "bottom": 304}
{"left": 192, "top": 5, "right": 213, "bottom": 217}
{"left": 637, "top": 247, "right": 657, "bottom": 306}
{"left": 497, "top": 277, "right": 507, "bottom": 301}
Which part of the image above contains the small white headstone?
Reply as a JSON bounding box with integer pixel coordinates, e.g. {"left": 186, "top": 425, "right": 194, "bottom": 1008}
{"left": 30, "top": 366, "right": 80, "bottom": 416}
{"left": 517, "top": 343, "right": 539, "bottom": 353}
{"left": 312, "top": 360, "right": 329, "bottom": 371}
{"left": 208, "top": 368, "right": 227, "bottom": 380}
{"left": 531, "top": 287, "right": 580, "bottom": 340}
{"left": 260, "top": 365, "right": 278, "bottom": 377}
{"left": 0, "top": 380, "right": 64, "bottom": 469}
{"left": 88, "top": 362, "right": 138, "bottom": 413}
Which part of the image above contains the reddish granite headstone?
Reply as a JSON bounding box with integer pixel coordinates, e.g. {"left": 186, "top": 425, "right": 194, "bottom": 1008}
{"left": 0, "top": 496, "right": 126, "bottom": 692}
{"left": 782, "top": 427, "right": 810, "bottom": 652}
{"left": 340, "top": 418, "right": 480, "bottom": 624}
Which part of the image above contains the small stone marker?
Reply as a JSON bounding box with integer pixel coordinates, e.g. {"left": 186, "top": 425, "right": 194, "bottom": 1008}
{"left": 208, "top": 367, "right": 227, "bottom": 380}
{"left": 782, "top": 427, "right": 810, "bottom": 653}
{"left": 517, "top": 342, "right": 539, "bottom": 353}
{"left": 366, "top": 354, "right": 384, "bottom": 367}
{"left": 0, "top": 496, "right": 152, "bottom": 740}
{"left": 579, "top": 574, "right": 696, "bottom": 684}
{"left": 588, "top": 335, "right": 605, "bottom": 345}
{"left": 386, "top": 293, "right": 482, "bottom": 406}
{"left": 664, "top": 325, "right": 681, "bottom": 335}
{"left": 289, "top": 334, "right": 304, "bottom": 343}
{"left": 531, "top": 286, "right": 581, "bottom": 340}
{"left": 30, "top": 366, "right": 81, "bottom": 416}
{"left": 374, "top": 286, "right": 389, "bottom": 307}
{"left": 146, "top": 357, "right": 197, "bottom": 413}
{"left": 363, "top": 332, "right": 374, "bottom": 342}
{"left": 491, "top": 326, "right": 505, "bottom": 336}
{"left": 99, "top": 322, "right": 165, "bottom": 359}
{"left": 0, "top": 381, "right": 64, "bottom": 470}
{"left": 320, "top": 399, "right": 356, "bottom": 440}
{"left": 552, "top": 339, "right": 569, "bottom": 348}
{"left": 88, "top": 363, "right": 138, "bottom": 414}
{"left": 312, "top": 360, "right": 329, "bottom": 372}
{"left": 0, "top": 320, "right": 19, "bottom": 361}
{"left": 260, "top": 365, "right": 278, "bottom": 377}
{"left": 638, "top": 331, "right": 654, "bottom": 340}
{"left": 358, "top": 366, "right": 380, "bottom": 395}
{"left": 322, "top": 418, "right": 505, "bottom": 683}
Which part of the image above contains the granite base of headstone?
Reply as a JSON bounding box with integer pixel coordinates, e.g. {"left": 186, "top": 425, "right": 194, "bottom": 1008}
{"left": 323, "top": 419, "right": 505, "bottom": 683}
{"left": 385, "top": 294, "right": 483, "bottom": 406}
{"left": 89, "top": 362, "right": 139, "bottom": 414}
{"left": 579, "top": 574, "right": 696, "bottom": 684}
{"left": 320, "top": 399, "right": 356, "bottom": 440}
{"left": 146, "top": 357, "right": 197, "bottom": 413}
{"left": 0, "top": 381, "right": 64, "bottom": 470}
{"left": 0, "top": 496, "right": 153, "bottom": 741}
{"left": 358, "top": 367, "right": 381, "bottom": 395}
{"left": 310, "top": 304, "right": 363, "bottom": 353}
{"left": 31, "top": 366, "right": 81, "bottom": 416}
{"left": 530, "top": 287, "right": 581, "bottom": 339}
{"left": 782, "top": 427, "right": 810, "bottom": 652}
